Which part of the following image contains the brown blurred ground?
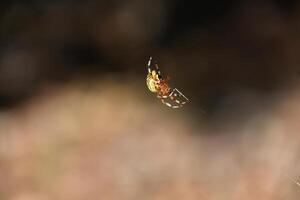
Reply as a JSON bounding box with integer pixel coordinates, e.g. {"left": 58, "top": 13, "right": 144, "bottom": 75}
{"left": 0, "top": 79, "right": 299, "bottom": 199}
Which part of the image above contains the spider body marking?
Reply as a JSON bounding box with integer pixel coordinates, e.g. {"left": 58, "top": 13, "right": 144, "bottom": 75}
{"left": 146, "top": 57, "right": 189, "bottom": 108}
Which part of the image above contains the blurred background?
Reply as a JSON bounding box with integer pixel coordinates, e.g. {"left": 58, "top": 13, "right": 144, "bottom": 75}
{"left": 1, "top": 0, "right": 300, "bottom": 199}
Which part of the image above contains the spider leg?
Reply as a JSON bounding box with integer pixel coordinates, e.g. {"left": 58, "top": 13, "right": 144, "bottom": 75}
{"left": 160, "top": 98, "right": 180, "bottom": 108}
{"left": 157, "top": 94, "right": 169, "bottom": 99}
{"left": 173, "top": 88, "right": 189, "bottom": 102}
{"left": 156, "top": 88, "right": 188, "bottom": 109}
{"left": 155, "top": 63, "right": 161, "bottom": 77}
{"left": 156, "top": 93, "right": 181, "bottom": 108}
{"left": 147, "top": 57, "right": 152, "bottom": 73}
{"left": 169, "top": 96, "right": 183, "bottom": 108}
{"left": 168, "top": 88, "right": 189, "bottom": 107}
{"left": 156, "top": 93, "right": 179, "bottom": 108}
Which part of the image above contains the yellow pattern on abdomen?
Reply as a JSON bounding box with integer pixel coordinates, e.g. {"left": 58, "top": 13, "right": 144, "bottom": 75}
{"left": 146, "top": 76, "right": 158, "bottom": 93}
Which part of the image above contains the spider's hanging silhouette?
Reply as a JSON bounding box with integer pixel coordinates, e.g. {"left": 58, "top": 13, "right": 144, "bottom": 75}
{"left": 146, "top": 57, "right": 189, "bottom": 108}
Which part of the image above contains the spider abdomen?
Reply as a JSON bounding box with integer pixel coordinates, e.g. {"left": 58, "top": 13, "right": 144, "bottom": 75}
{"left": 146, "top": 75, "right": 159, "bottom": 93}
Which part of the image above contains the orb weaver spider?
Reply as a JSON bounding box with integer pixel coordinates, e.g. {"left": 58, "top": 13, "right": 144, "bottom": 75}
{"left": 146, "top": 57, "right": 189, "bottom": 108}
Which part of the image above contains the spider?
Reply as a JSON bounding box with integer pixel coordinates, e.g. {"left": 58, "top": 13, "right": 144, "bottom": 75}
{"left": 146, "top": 57, "right": 189, "bottom": 108}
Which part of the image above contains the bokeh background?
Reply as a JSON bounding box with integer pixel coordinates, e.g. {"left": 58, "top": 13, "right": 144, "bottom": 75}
{"left": 1, "top": 0, "right": 300, "bottom": 199}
